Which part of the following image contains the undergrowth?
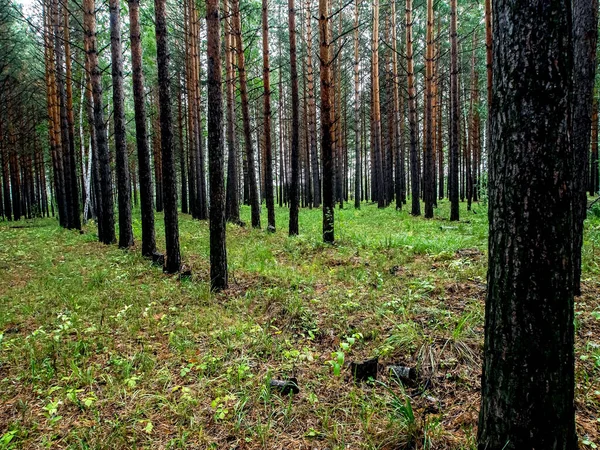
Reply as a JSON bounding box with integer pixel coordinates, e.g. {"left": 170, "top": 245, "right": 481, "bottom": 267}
{"left": 0, "top": 199, "right": 598, "bottom": 449}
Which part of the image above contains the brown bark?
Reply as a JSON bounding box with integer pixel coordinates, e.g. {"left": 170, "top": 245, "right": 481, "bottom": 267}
{"left": 306, "top": 0, "right": 320, "bottom": 207}
{"left": 319, "top": 0, "right": 334, "bottom": 242}
{"left": 63, "top": 0, "right": 81, "bottom": 229}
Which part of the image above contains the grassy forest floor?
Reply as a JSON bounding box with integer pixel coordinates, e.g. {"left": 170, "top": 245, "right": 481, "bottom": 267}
{"left": 1, "top": 200, "right": 600, "bottom": 449}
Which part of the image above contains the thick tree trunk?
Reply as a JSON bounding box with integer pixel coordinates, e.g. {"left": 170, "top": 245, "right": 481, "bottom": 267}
{"left": 206, "top": 0, "right": 228, "bottom": 290}
{"left": 477, "top": 0, "right": 576, "bottom": 447}
{"left": 572, "top": 0, "right": 598, "bottom": 295}
{"left": 155, "top": 0, "right": 181, "bottom": 273}
{"left": 110, "top": 0, "right": 134, "bottom": 248}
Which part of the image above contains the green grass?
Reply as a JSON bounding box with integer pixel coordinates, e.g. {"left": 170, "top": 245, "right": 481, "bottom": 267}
{"left": 0, "top": 199, "right": 598, "bottom": 449}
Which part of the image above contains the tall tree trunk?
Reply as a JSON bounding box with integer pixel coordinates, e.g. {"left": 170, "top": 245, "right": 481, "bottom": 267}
{"left": 110, "top": 0, "right": 134, "bottom": 248}
{"left": 206, "top": 0, "right": 228, "bottom": 290}
{"left": 262, "top": 0, "right": 276, "bottom": 231}
{"left": 591, "top": 97, "right": 599, "bottom": 196}
{"left": 84, "top": 0, "right": 115, "bottom": 243}
{"left": 63, "top": 0, "right": 81, "bottom": 230}
{"left": 353, "top": 0, "right": 361, "bottom": 209}
{"left": 83, "top": 38, "right": 102, "bottom": 230}
{"left": 477, "top": 0, "right": 576, "bottom": 447}
{"left": 371, "top": 0, "right": 384, "bottom": 208}
{"left": 233, "top": 0, "right": 260, "bottom": 228}
{"left": 155, "top": 0, "right": 181, "bottom": 272}
{"left": 129, "top": 0, "right": 157, "bottom": 257}
{"left": 572, "top": 0, "right": 598, "bottom": 295}
{"left": 391, "top": 0, "right": 402, "bottom": 210}
{"left": 224, "top": 0, "right": 240, "bottom": 223}
{"left": 306, "top": 0, "right": 320, "bottom": 207}
{"left": 406, "top": 0, "right": 419, "bottom": 215}
{"left": 289, "top": 0, "right": 300, "bottom": 235}
{"left": 45, "top": 0, "right": 67, "bottom": 228}
{"left": 178, "top": 78, "right": 188, "bottom": 214}
{"left": 0, "top": 119, "right": 11, "bottom": 221}
{"left": 423, "top": 0, "right": 434, "bottom": 218}
{"left": 319, "top": 0, "right": 334, "bottom": 242}
{"left": 449, "top": 0, "right": 459, "bottom": 221}
{"left": 54, "top": 0, "right": 74, "bottom": 228}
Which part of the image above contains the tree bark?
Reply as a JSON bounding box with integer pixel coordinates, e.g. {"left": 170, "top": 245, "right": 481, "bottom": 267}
{"left": 155, "top": 0, "right": 181, "bottom": 273}
{"left": 477, "top": 0, "right": 576, "bottom": 447}
{"left": 288, "top": 0, "right": 300, "bottom": 235}
{"left": 353, "top": 0, "right": 361, "bottom": 209}
{"left": 406, "top": 0, "right": 419, "bottom": 216}
{"left": 109, "top": 0, "right": 133, "bottom": 248}
{"left": 319, "top": 0, "right": 334, "bottom": 242}
{"left": 449, "top": 0, "right": 459, "bottom": 221}
{"left": 206, "top": 0, "right": 228, "bottom": 290}
{"left": 62, "top": 0, "right": 81, "bottom": 230}
{"left": 224, "top": 0, "right": 240, "bottom": 224}
{"left": 262, "top": 0, "right": 276, "bottom": 231}
{"left": 84, "top": 0, "right": 115, "bottom": 244}
{"left": 371, "top": 0, "right": 384, "bottom": 208}
{"left": 232, "top": 0, "right": 261, "bottom": 228}
{"left": 572, "top": 0, "right": 598, "bottom": 295}
{"left": 129, "top": 0, "right": 157, "bottom": 256}
{"left": 591, "top": 97, "right": 599, "bottom": 196}
{"left": 423, "top": 0, "right": 434, "bottom": 218}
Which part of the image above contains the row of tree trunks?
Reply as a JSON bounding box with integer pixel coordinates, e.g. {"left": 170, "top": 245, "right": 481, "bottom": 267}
{"left": 233, "top": 0, "right": 261, "bottom": 228}
{"left": 224, "top": 0, "right": 241, "bottom": 224}
{"left": 288, "top": 0, "right": 300, "bottom": 235}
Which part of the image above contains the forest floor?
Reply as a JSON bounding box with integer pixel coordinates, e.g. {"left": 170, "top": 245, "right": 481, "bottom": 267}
{"left": 1, "top": 200, "right": 599, "bottom": 450}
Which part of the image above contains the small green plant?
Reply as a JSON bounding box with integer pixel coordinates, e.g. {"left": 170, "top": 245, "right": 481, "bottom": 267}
{"left": 326, "top": 333, "right": 363, "bottom": 376}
